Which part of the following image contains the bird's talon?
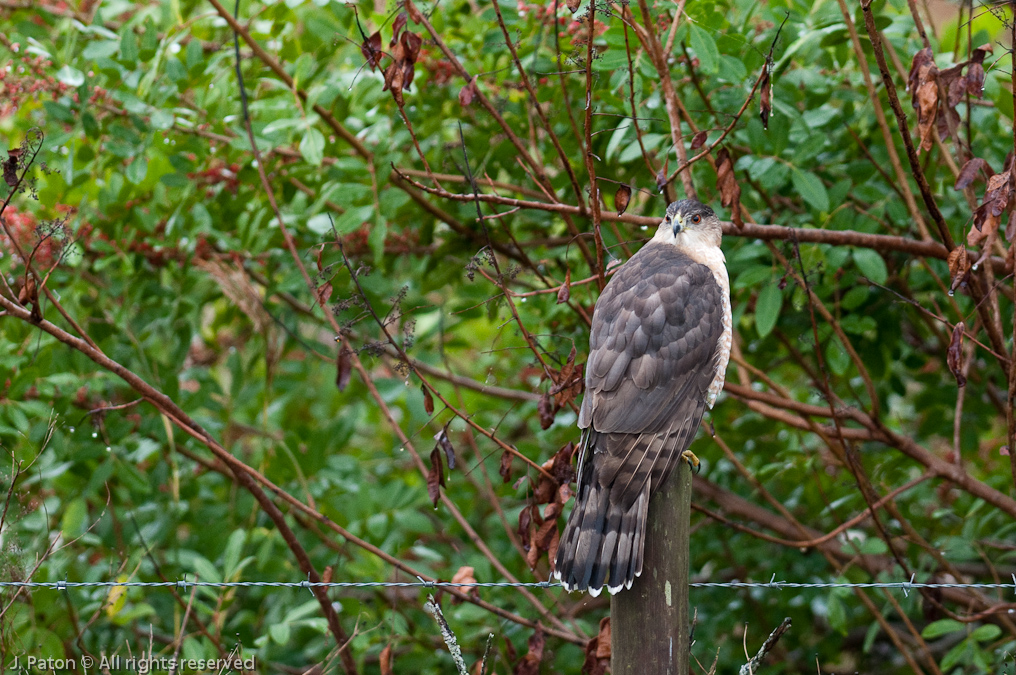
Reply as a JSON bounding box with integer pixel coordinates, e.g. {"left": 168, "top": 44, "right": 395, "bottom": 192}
{"left": 681, "top": 449, "right": 700, "bottom": 473}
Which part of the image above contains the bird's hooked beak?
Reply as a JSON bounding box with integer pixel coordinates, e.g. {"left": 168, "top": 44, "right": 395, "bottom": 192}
{"left": 671, "top": 213, "right": 684, "bottom": 237}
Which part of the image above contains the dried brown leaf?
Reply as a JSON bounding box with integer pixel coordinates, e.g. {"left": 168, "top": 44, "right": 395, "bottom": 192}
{"left": 538, "top": 391, "right": 556, "bottom": 430}
{"left": 336, "top": 348, "right": 352, "bottom": 391}
{"left": 566, "top": 0, "right": 580, "bottom": 12}
{"left": 595, "top": 617, "right": 611, "bottom": 660}
{"left": 581, "top": 618, "right": 610, "bottom": 675}
{"left": 459, "top": 76, "right": 478, "bottom": 107}
{"left": 907, "top": 47, "right": 934, "bottom": 99}
{"left": 557, "top": 269, "right": 571, "bottom": 304}
{"left": 435, "top": 423, "right": 455, "bottom": 470}
{"left": 655, "top": 164, "right": 668, "bottom": 194}
{"left": 613, "top": 184, "right": 631, "bottom": 215}
{"left": 947, "top": 323, "right": 966, "bottom": 387}
{"left": 391, "top": 12, "right": 407, "bottom": 45}
{"left": 2, "top": 155, "right": 17, "bottom": 187}
{"left": 691, "top": 130, "right": 708, "bottom": 150}
{"left": 361, "top": 30, "right": 383, "bottom": 71}
{"left": 955, "top": 158, "right": 987, "bottom": 190}
{"left": 499, "top": 449, "right": 513, "bottom": 483}
{"left": 422, "top": 384, "right": 434, "bottom": 415}
{"left": 716, "top": 147, "right": 743, "bottom": 228}
{"left": 405, "top": 0, "right": 424, "bottom": 23}
{"left": 915, "top": 79, "right": 938, "bottom": 153}
{"left": 427, "top": 446, "right": 444, "bottom": 507}
{"left": 759, "top": 67, "right": 771, "bottom": 130}
{"left": 1008, "top": 210, "right": 1016, "bottom": 242}
{"left": 380, "top": 644, "right": 394, "bottom": 675}
{"left": 514, "top": 628, "right": 545, "bottom": 675}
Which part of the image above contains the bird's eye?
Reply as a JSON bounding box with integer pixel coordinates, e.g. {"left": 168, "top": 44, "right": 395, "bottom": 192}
{"left": 691, "top": 214, "right": 701, "bottom": 224}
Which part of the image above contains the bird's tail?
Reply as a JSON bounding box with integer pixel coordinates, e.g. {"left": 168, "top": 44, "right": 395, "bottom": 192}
{"left": 553, "top": 432, "right": 649, "bottom": 596}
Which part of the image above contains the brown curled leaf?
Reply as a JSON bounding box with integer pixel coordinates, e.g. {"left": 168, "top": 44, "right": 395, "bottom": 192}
{"left": 380, "top": 644, "right": 394, "bottom": 675}
{"left": 336, "top": 348, "right": 352, "bottom": 391}
{"left": 947, "top": 323, "right": 966, "bottom": 387}
{"left": 2, "top": 154, "right": 18, "bottom": 187}
{"left": 538, "top": 391, "right": 556, "bottom": 430}
{"left": 435, "top": 423, "right": 455, "bottom": 470}
{"left": 404, "top": 0, "right": 424, "bottom": 23}
{"left": 391, "top": 12, "right": 407, "bottom": 46}
{"left": 459, "top": 76, "right": 478, "bottom": 107}
{"left": 566, "top": 0, "right": 580, "bottom": 12}
{"left": 361, "top": 30, "right": 383, "bottom": 71}
{"left": 427, "top": 446, "right": 444, "bottom": 507}
{"left": 582, "top": 617, "right": 611, "bottom": 675}
{"left": 759, "top": 66, "right": 771, "bottom": 130}
{"left": 557, "top": 269, "right": 571, "bottom": 304}
{"left": 947, "top": 246, "right": 970, "bottom": 296}
{"left": 422, "top": 384, "right": 434, "bottom": 414}
{"left": 691, "top": 130, "right": 708, "bottom": 150}
{"left": 715, "top": 147, "right": 743, "bottom": 228}
{"left": 499, "top": 449, "right": 513, "bottom": 483}
{"left": 613, "top": 184, "right": 631, "bottom": 215}
{"left": 955, "top": 158, "right": 987, "bottom": 190}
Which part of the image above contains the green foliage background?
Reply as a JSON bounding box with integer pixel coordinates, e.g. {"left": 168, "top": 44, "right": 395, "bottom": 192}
{"left": 2, "top": 0, "right": 1016, "bottom": 672}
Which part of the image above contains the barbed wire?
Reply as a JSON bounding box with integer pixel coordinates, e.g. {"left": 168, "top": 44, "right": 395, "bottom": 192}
{"left": 3, "top": 574, "right": 1015, "bottom": 598}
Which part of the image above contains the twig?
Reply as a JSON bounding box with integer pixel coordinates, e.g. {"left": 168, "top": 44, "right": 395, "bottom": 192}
{"left": 738, "top": 618, "right": 791, "bottom": 675}
{"left": 423, "top": 595, "right": 468, "bottom": 675}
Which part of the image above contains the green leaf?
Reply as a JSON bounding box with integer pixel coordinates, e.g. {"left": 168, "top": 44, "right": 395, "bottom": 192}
{"left": 825, "top": 340, "right": 850, "bottom": 376}
{"left": 852, "top": 249, "right": 888, "bottom": 285}
{"left": 300, "top": 127, "right": 326, "bottom": 166}
{"left": 921, "top": 618, "right": 964, "bottom": 639}
{"left": 791, "top": 169, "right": 829, "bottom": 212}
{"left": 755, "top": 283, "right": 782, "bottom": 338}
{"left": 120, "top": 29, "right": 139, "bottom": 63}
{"left": 689, "top": 24, "right": 719, "bottom": 73}
{"left": 61, "top": 498, "right": 87, "bottom": 538}
{"left": 333, "top": 206, "right": 374, "bottom": 234}
{"left": 125, "top": 156, "right": 148, "bottom": 184}
{"left": 970, "top": 624, "right": 1001, "bottom": 642}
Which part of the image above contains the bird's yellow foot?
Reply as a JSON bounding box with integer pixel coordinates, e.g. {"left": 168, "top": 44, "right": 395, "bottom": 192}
{"left": 681, "top": 449, "right": 700, "bottom": 473}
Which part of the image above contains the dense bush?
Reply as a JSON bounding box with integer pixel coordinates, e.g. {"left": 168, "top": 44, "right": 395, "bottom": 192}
{"left": 2, "top": 0, "right": 1016, "bottom": 672}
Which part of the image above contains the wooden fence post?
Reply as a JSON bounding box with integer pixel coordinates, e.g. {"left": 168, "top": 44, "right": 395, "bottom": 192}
{"left": 610, "top": 461, "right": 692, "bottom": 674}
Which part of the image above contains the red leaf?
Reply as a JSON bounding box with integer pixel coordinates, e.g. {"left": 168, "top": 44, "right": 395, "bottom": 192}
{"left": 691, "top": 130, "right": 708, "bottom": 150}
{"left": 613, "top": 184, "right": 631, "bottom": 215}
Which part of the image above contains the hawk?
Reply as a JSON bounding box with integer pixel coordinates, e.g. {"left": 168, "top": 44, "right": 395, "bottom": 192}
{"left": 554, "top": 199, "right": 731, "bottom": 595}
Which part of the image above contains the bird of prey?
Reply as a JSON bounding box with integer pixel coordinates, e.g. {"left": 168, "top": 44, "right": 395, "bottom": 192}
{"left": 554, "top": 199, "right": 731, "bottom": 596}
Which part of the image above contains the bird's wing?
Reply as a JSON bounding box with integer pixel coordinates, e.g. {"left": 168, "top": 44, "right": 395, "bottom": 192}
{"left": 579, "top": 241, "right": 725, "bottom": 508}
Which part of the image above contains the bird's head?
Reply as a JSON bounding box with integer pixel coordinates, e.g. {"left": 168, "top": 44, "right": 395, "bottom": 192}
{"left": 659, "top": 199, "right": 722, "bottom": 248}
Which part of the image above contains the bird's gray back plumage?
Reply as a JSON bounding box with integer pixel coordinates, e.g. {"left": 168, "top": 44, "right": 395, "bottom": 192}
{"left": 555, "top": 241, "right": 725, "bottom": 594}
